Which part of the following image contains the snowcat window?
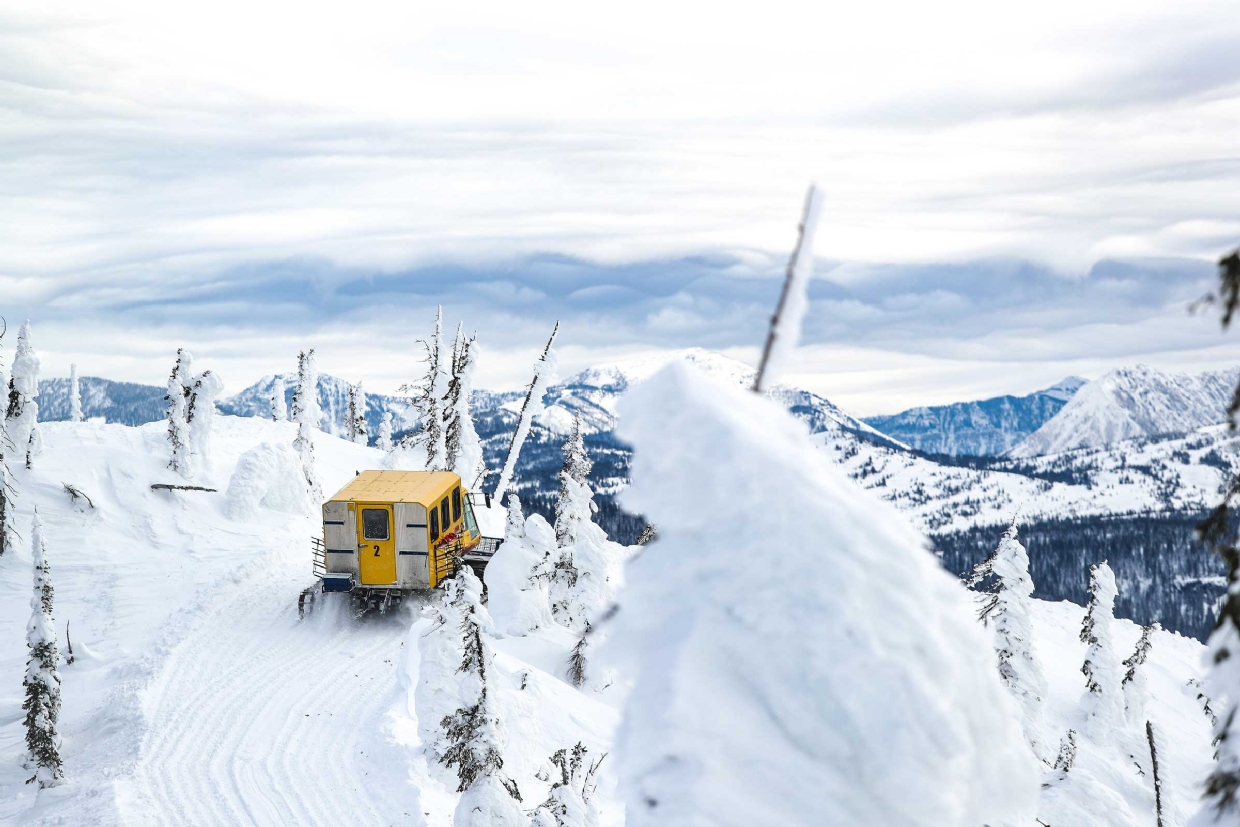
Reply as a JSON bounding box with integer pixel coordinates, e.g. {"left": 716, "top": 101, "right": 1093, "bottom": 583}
{"left": 430, "top": 509, "right": 440, "bottom": 541}
{"left": 452, "top": 488, "right": 462, "bottom": 522}
{"left": 462, "top": 495, "right": 479, "bottom": 537}
{"left": 441, "top": 498, "right": 450, "bottom": 529}
{"left": 361, "top": 509, "right": 389, "bottom": 541}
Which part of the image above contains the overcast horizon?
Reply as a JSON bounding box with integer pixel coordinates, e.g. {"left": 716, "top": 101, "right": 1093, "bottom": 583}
{"left": 3, "top": 1, "right": 1239, "bottom": 415}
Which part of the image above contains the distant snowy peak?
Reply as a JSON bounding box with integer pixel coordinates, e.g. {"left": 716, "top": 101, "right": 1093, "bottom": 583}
{"left": 533, "top": 348, "right": 905, "bottom": 448}
{"left": 1008, "top": 365, "right": 1238, "bottom": 458}
{"left": 1039, "top": 376, "right": 1088, "bottom": 403}
{"left": 862, "top": 377, "right": 1086, "bottom": 457}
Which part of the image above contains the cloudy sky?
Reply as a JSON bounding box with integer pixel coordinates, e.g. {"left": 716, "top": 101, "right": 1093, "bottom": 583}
{"left": 2, "top": 0, "right": 1238, "bottom": 415}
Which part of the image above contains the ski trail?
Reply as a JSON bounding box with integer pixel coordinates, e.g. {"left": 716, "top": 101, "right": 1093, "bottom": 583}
{"left": 125, "top": 556, "right": 421, "bottom": 827}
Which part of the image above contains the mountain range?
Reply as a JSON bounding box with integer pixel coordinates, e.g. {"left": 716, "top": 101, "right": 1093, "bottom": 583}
{"left": 1007, "top": 364, "right": 1238, "bottom": 458}
{"left": 862, "top": 377, "right": 1086, "bottom": 456}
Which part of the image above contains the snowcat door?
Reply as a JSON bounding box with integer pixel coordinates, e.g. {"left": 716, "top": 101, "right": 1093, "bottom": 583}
{"left": 357, "top": 504, "right": 397, "bottom": 585}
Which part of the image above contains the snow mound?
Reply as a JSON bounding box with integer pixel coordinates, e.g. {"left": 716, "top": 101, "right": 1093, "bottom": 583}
{"left": 1009, "top": 365, "right": 1237, "bottom": 458}
{"left": 608, "top": 361, "right": 1040, "bottom": 826}
{"left": 224, "top": 441, "right": 311, "bottom": 520}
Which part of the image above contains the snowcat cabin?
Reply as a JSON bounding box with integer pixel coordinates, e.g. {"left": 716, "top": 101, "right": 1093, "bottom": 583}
{"left": 320, "top": 471, "right": 481, "bottom": 594}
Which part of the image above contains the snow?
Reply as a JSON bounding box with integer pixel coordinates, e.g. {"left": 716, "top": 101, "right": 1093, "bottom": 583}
{"left": 484, "top": 499, "right": 556, "bottom": 637}
{"left": 223, "top": 441, "right": 311, "bottom": 521}
{"left": 608, "top": 361, "right": 1040, "bottom": 826}
{"left": 0, "top": 384, "right": 1219, "bottom": 826}
{"left": 1010, "top": 365, "right": 1238, "bottom": 458}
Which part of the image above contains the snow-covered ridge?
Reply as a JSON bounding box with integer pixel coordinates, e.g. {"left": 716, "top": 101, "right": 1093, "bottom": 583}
{"left": 863, "top": 376, "right": 1086, "bottom": 456}
{"left": 1009, "top": 365, "right": 1238, "bottom": 458}
{"left": 530, "top": 348, "right": 905, "bottom": 447}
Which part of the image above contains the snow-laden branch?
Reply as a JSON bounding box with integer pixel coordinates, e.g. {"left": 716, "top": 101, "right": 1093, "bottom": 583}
{"left": 493, "top": 322, "right": 559, "bottom": 503}
{"left": 753, "top": 184, "right": 825, "bottom": 394}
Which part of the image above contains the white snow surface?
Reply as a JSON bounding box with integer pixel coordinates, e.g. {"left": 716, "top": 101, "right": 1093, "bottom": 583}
{"left": 0, "top": 406, "right": 1219, "bottom": 827}
{"left": 608, "top": 362, "right": 1040, "bottom": 826}
{"left": 1010, "top": 365, "right": 1238, "bottom": 458}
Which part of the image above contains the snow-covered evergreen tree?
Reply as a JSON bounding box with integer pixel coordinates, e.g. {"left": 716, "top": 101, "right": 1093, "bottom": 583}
{"left": 270, "top": 376, "right": 287, "bottom": 421}
{"left": 347, "top": 382, "right": 368, "bottom": 445}
{"left": 8, "top": 320, "right": 42, "bottom": 469}
{"left": 187, "top": 368, "right": 224, "bottom": 463}
{"left": 966, "top": 520, "right": 1049, "bottom": 759}
{"left": 376, "top": 411, "right": 394, "bottom": 452}
{"left": 23, "top": 511, "right": 62, "bottom": 787}
{"left": 411, "top": 307, "right": 450, "bottom": 472}
{"left": 494, "top": 323, "right": 558, "bottom": 503}
{"left": 1079, "top": 560, "right": 1124, "bottom": 740}
{"left": 434, "top": 567, "right": 523, "bottom": 827}
{"left": 0, "top": 346, "right": 16, "bottom": 557}
{"left": 483, "top": 495, "right": 556, "bottom": 637}
{"left": 291, "top": 350, "right": 322, "bottom": 501}
{"left": 68, "top": 364, "right": 82, "bottom": 423}
{"left": 1194, "top": 248, "right": 1240, "bottom": 824}
{"left": 164, "top": 355, "right": 193, "bottom": 479}
{"left": 532, "top": 743, "right": 602, "bottom": 827}
{"left": 554, "top": 415, "right": 592, "bottom": 548}
{"left": 1122, "top": 622, "right": 1159, "bottom": 727}
{"left": 446, "top": 328, "right": 484, "bottom": 487}
{"left": 604, "top": 362, "right": 1038, "bottom": 826}
{"left": 546, "top": 415, "right": 622, "bottom": 636}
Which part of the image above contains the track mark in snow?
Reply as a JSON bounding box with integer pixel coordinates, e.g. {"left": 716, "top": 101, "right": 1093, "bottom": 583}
{"left": 125, "top": 559, "right": 419, "bottom": 827}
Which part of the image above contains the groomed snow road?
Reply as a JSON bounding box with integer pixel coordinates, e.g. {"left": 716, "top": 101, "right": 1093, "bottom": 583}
{"left": 121, "top": 551, "right": 426, "bottom": 827}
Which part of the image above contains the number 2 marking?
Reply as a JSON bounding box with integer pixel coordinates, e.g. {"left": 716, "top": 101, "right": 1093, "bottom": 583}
{"left": 374, "top": 545, "right": 381, "bottom": 556}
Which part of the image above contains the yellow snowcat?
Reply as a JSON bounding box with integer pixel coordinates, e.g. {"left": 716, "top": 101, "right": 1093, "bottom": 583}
{"left": 299, "top": 470, "right": 503, "bottom": 617}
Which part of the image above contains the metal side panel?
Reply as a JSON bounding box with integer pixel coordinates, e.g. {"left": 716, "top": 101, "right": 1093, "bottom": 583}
{"left": 323, "top": 501, "right": 359, "bottom": 578}
{"left": 394, "top": 502, "right": 430, "bottom": 589}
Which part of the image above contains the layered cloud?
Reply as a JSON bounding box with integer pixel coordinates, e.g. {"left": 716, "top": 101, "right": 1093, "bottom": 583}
{"left": 1, "top": 2, "right": 1238, "bottom": 412}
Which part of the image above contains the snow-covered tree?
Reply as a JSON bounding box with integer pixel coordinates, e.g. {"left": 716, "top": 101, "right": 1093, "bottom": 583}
{"left": 446, "top": 327, "right": 484, "bottom": 487}
{"left": 604, "top": 362, "right": 1038, "bottom": 826}
{"left": 68, "top": 364, "right": 82, "bottom": 423}
{"left": 270, "top": 376, "right": 287, "bottom": 421}
{"left": 410, "top": 307, "right": 450, "bottom": 472}
{"left": 376, "top": 411, "right": 394, "bottom": 452}
{"left": 494, "top": 322, "right": 559, "bottom": 503}
{"left": 532, "top": 743, "right": 602, "bottom": 827}
{"left": 567, "top": 622, "right": 593, "bottom": 689}
{"left": 164, "top": 355, "right": 193, "bottom": 479}
{"left": 554, "top": 415, "right": 592, "bottom": 548}
{"left": 1122, "top": 622, "right": 1159, "bottom": 727}
{"left": 0, "top": 350, "right": 16, "bottom": 556}
{"left": 8, "top": 320, "right": 42, "bottom": 469}
{"left": 1079, "top": 560, "right": 1124, "bottom": 740}
{"left": 433, "top": 567, "right": 523, "bottom": 826}
{"left": 347, "top": 382, "right": 368, "bottom": 445}
{"left": 187, "top": 368, "right": 224, "bottom": 463}
{"left": 483, "top": 496, "right": 556, "bottom": 637}
{"left": 291, "top": 350, "right": 322, "bottom": 501}
{"left": 24, "top": 511, "right": 62, "bottom": 787}
{"left": 1194, "top": 248, "right": 1240, "bottom": 824}
{"left": 966, "top": 520, "right": 1049, "bottom": 759}
{"left": 546, "top": 416, "right": 620, "bottom": 637}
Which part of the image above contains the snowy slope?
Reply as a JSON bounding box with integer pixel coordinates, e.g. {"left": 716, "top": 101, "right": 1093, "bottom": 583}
{"left": 0, "top": 414, "right": 1220, "bottom": 826}
{"left": 822, "top": 423, "right": 1238, "bottom": 535}
{"left": 862, "top": 376, "right": 1085, "bottom": 456}
{"left": 0, "top": 417, "right": 614, "bottom": 826}
{"left": 1010, "top": 366, "right": 1238, "bottom": 458}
